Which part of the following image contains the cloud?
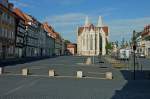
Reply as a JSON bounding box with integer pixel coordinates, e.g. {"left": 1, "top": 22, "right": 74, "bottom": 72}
{"left": 42, "top": 7, "right": 117, "bottom": 27}
{"left": 43, "top": 13, "right": 87, "bottom": 42}
{"left": 43, "top": 12, "right": 150, "bottom": 43}
{"left": 52, "top": 0, "right": 85, "bottom": 5}
{"left": 10, "top": 0, "right": 30, "bottom": 8}
{"left": 44, "top": 13, "right": 86, "bottom": 26}
{"left": 93, "top": 7, "right": 117, "bottom": 17}
{"left": 43, "top": 13, "right": 110, "bottom": 42}
{"left": 42, "top": 12, "right": 110, "bottom": 42}
{"left": 108, "top": 17, "right": 150, "bottom": 42}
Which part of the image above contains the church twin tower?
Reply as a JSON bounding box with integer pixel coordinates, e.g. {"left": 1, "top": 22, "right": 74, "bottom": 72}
{"left": 77, "top": 16, "right": 109, "bottom": 56}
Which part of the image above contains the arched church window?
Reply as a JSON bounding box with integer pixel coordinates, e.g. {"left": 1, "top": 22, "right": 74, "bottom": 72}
{"left": 90, "top": 35, "right": 93, "bottom": 50}
{"left": 95, "top": 34, "right": 97, "bottom": 50}
{"left": 99, "top": 34, "right": 102, "bottom": 52}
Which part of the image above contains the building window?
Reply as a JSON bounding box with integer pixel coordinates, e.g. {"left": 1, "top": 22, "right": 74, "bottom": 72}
{"left": 90, "top": 35, "right": 93, "bottom": 50}
{"left": 5, "top": 29, "right": 7, "bottom": 38}
{"left": 0, "top": 9, "right": 3, "bottom": 15}
{"left": 0, "top": 28, "right": 2, "bottom": 37}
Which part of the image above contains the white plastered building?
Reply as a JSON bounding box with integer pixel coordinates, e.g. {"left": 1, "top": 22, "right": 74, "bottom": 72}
{"left": 77, "top": 16, "right": 109, "bottom": 56}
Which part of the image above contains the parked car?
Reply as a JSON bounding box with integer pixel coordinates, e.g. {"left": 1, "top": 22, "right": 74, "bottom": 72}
{"left": 136, "top": 53, "right": 145, "bottom": 58}
{"left": 139, "top": 53, "right": 145, "bottom": 58}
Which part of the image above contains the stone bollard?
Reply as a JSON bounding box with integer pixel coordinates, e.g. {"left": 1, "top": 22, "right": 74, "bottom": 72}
{"left": 85, "top": 57, "right": 92, "bottom": 65}
{"left": 22, "top": 68, "right": 28, "bottom": 76}
{"left": 49, "top": 70, "right": 55, "bottom": 77}
{"left": 0, "top": 67, "right": 4, "bottom": 75}
{"left": 106, "top": 72, "right": 113, "bottom": 80}
{"left": 77, "top": 71, "right": 83, "bottom": 78}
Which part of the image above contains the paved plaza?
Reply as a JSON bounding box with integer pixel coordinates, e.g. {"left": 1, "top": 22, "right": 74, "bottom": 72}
{"left": 2, "top": 56, "right": 114, "bottom": 78}
{"left": 0, "top": 56, "right": 150, "bottom": 99}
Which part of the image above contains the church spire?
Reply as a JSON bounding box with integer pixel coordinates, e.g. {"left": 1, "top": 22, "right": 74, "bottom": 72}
{"left": 84, "top": 16, "right": 90, "bottom": 26}
{"left": 97, "top": 16, "right": 103, "bottom": 27}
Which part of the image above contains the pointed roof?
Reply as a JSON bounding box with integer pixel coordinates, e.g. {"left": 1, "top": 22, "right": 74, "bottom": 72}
{"left": 89, "top": 24, "right": 95, "bottom": 31}
{"left": 84, "top": 16, "right": 90, "bottom": 27}
{"left": 97, "top": 16, "right": 103, "bottom": 27}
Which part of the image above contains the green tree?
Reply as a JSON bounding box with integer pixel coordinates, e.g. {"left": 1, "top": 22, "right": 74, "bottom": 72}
{"left": 105, "top": 42, "right": 113, "bottom": 54}
{"left": 64, "top": 40, "right": 71, "bottom": 44}
{"left": 115, "top": 41, "right": 119, "bottom": 48}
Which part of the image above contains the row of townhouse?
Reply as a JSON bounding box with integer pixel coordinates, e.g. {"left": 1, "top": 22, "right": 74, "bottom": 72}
{"left": 0, "top": 0, "right": 64, "bottom": 60}
{"left": 141, "top": 24, "right": 150, "bottom": 56}
{"left": 0, "top": 0, "right": 16, "bottom": 59}
{"left": 134, "top": 24, "right": 150, "bottom": 56}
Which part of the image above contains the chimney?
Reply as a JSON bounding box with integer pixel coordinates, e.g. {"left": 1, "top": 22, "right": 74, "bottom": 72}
{"left": 8, "top": 3, "right": 14, "bottom": 11}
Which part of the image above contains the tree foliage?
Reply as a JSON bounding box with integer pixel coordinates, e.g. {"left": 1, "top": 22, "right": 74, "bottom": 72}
{"left": 106, "top": 42, "right": 113, "bottom": 50}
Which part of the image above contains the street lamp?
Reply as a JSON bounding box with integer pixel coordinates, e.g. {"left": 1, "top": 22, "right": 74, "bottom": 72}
{"left": 98, "top": 52, "right": 102, "bottom": 63}
{"left": 133, "top": 30, "right": 137, "bottom": 80}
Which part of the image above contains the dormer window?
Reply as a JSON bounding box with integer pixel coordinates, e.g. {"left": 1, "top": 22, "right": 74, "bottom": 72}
{"left": 28, "top": 22, "right": 32, "bottom": 25}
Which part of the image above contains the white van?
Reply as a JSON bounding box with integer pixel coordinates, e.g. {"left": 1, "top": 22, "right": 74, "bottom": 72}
{"left": 118, "top": 48, "right": 130, "bottom": 60}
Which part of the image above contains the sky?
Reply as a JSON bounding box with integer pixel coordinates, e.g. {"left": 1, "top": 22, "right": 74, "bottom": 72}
{"left": 10, "top": 0, "right": 150, "bottom": 43}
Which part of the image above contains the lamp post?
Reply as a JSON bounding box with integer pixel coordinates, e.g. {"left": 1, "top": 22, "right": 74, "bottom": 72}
{"left": 98, "top": 52, "right": 102, "bottom": 63}
{"left": 133, "top": 30, "right": 137, "bottom": 80}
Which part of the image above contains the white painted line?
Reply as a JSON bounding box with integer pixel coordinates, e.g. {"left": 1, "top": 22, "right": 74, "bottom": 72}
{"left": 29, "top": 75, "right": 106, "bottom": 80}
{"left": 30, "top": 75, "right": 49, "bottom": 77}
{"left": 84, "top": 77, "right": 106, "bottom": 80}
{"left": 4, "top": 85, "right": 25, "bottom": 95}
{"left": 4, "top": 78, "right": 42, "bottom": 95}
{"left": 4, "top": 74, "right": 22, "bottom": 76}
{"left": 88, "top": 72, "right": 106, "bottom": 75}
{"left": 29, "top": 67, "right": 48, "bottom": 70}
{"left": 1, "top": 74, "right": 107, "bottom": 80}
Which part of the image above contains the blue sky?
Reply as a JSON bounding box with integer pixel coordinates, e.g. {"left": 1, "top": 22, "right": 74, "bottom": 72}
{"left": 10, "top": 0, "right": 150, "bottom": 43}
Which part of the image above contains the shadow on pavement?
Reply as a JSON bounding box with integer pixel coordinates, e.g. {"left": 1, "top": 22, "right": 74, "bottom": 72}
{"left": 111, "top": 70, "right": 150, "bottom": 99}
{"left": 120, "top": 70, "right": 150, "bottom": 80}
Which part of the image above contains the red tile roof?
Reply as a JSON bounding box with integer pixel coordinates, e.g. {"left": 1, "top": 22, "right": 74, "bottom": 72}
{"left": 13, "top": 8, "right": 26, "bottom": 20}
{"left": 23, "top": 13, "right": 32, "bottom": 22}
{"left": 43, "top": 22, "right": 62, "bottom": 42}
{"left": 43, "top": 22, "right": 56, "bottom": 38}
{"left": 67, "top": 43, "right": 77, "bottom": 48}
{"left": 78, "top": 27, "right": 84, "bottom": 36}
{"left": 102, "top": 26, "right": 109, "bottom": 36}
{"left": 142, "top": 24, "right": 150, "bottom": 37}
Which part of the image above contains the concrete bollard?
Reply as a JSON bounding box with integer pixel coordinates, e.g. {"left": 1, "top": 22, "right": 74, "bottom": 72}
{"left": 85, "top": 57, "right": 92, "bottom": 65}
{"left": 49, "top": 70, "right": 55, "bottom": 77}
{"left": 22, "top": 68, "right": 28, "bottom": 76}
{"left": 106, "top": 72, "right": 113, "bottom": 80}
{"left": 0, "top": 67, "right": 4, "bottom": 75}
{"left": 77, "top": 71, "right": 83, "bottom": 78}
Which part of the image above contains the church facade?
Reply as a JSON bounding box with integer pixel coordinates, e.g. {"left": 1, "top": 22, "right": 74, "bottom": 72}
{"left": 77, "top": 16, "right": 109, "bottom": 56}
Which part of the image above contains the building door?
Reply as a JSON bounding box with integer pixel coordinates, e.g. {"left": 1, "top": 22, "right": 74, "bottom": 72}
{"left": 19, "top": 48, "right": 22, "bottom": 58}
{"left": 148, "top": 48, "right": 150, "bottom": 56}
{"left": 2, "top": 45, "right": 6, "bottom": 59}
{"left": 41, "top": 48, "right": 43, "bottom": 56}
{"left": 99, "top": 35, "right": 102, "bottom": 55}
